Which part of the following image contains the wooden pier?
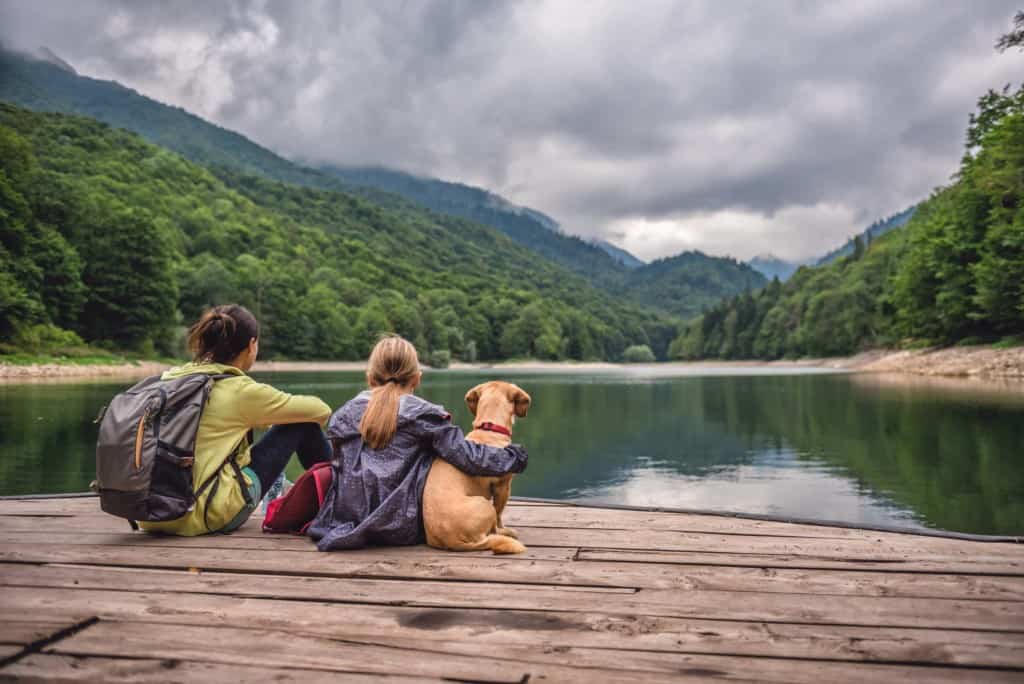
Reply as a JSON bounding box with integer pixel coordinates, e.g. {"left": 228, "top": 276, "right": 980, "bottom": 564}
{"left": 0, "top": 496, "right": 1022, "bottom": 682}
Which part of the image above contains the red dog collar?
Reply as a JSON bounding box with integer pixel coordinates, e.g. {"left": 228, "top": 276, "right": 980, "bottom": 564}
{"left": 476, "top": 421, "right": 512, "bottom": 437}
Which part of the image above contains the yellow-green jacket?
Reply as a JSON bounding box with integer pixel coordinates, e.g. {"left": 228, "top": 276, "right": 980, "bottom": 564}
{"left": 140, "top": 363, "right": 331, "bottom": 536}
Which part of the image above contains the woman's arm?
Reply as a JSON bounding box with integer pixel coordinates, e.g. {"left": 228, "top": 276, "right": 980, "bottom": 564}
{"left": 237, "top": 378, "right": 332, "bottom": 428}
{"left": 420, "top": 414, "right": 528, "bottom": 476}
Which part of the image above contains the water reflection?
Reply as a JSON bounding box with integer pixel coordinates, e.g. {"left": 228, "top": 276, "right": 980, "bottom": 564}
{"left": 1, "top": 369, "right": 1021, "bottom": 534}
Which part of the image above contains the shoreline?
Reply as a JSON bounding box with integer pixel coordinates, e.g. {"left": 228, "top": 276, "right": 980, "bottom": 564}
{"left": 1, "top": 345, "right": 1021, "bottom": 382}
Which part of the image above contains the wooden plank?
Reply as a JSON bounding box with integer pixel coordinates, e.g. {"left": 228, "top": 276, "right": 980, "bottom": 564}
{"left": 0, "top": 530, "right": 578, "bottom": 563}
{"left": 1, "top": 496, "right": 1010, "bottom": 548}
{"left": 5, "top": 501, "right": 1019, "bottom": 570}
{"left": 0, "top": 621, "right": 69, "bottom": 647}
{"left": 4, "top": 578, "right": 1024, "bottom": 660}
{"left": 47, "top": 619, "right": 691, "bottom": 684}
{"left": 5, "top": 531, "right": 1022, "bottom": 601}
{"left": 0, "top": 497, "right": 864, "bottom": 540}
{"left": 6, "top": 514, "right": 1012, "bottom": 559}
{"left": 5, "top": 506, "right": 1019, "bottom": 562}
{"left": 515, "top": 526, "right": 1024, "bottom": 559}
{"left": 0, "top": 645, "right": 22, "bottom": 659}
{"left": 4, "top": 536, "right": 1022, "bottom": 587}
{"left": 48, "top": 619, "right": 1023, "bottom": 684}
{"left": 2, "top": 654, "right": 436, "bottom": 683}
{"left": 0, "top": 499, "right": 98, "bottom": 515}
{"left": 4, "top": 520, "right": 1019, "bottom": 565}
{"left": 20, "top": 555, "right": 1024, "bottom": 612}
{"left": 360, "top": 635, "right": 1024, "bottom": 684}
{"left": 6, "top": 524, "right": 1021, "bottom": 581}
{"left": 2, "top": 499, "right": 1013, "bottom": 553}
{"left": 2, "top": 565, "right": 1023, "bottom": 668}
{"left": 508, "top": 505, "right": 947, "bottom": 540}
{"left": 573, "top": 547, "right": 1024, "bottom": 576}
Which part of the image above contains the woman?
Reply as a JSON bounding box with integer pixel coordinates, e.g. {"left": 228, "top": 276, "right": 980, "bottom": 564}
{"left": 308, "top": 335, "right": 527, "bottom": 551}
{"left": 141, "top": 304, "right": 331, "bottom": 535}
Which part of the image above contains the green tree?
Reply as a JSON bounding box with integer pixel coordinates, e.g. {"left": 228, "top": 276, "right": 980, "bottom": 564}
{"left": 77, "top": 208, "right": 179, "bottom": 349}
{"left": 623, "top": 344, "right": 656, "bottom": 363}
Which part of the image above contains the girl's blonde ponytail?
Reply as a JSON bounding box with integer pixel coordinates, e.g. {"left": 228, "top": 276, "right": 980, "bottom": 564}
{"left": 359, "top": 335, "right": 421, "bottom": 450}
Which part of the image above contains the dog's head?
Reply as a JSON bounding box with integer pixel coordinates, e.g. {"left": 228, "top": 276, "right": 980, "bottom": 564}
{"left": 465, "top": 381, "right": 531, "bottom": 422}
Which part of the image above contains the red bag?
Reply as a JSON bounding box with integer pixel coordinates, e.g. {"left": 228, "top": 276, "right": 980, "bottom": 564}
{"left": 262, "top": 461, "right": 333, "bottom": 534}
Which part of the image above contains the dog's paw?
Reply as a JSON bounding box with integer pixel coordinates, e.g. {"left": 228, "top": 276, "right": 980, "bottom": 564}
{"left": 496, "top": 527, "right": 518, "bottom": 539}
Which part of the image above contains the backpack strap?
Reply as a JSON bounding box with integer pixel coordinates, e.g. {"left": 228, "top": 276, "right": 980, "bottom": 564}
{"left": 197, "top": 429, "right": 254, "bottom": 532}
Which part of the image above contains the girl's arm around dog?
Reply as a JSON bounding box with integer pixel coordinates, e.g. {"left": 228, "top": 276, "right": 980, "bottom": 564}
{"left": 418, "top": 414, "right": 528, "bottom": 476}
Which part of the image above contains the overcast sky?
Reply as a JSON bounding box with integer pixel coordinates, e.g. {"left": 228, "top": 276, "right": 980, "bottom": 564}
{"left": 1, "top": 1, "right": 1020, "bottom": 261}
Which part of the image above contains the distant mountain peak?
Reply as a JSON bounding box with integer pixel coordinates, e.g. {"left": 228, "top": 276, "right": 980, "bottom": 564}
{"left": 747, "top": 254, "right": 802, "bottom": 282}
{"left": 32, "top": 47, "right": 76, "bottom": 74}
{"left": 590, "top": 239, "right": 645, "bottom": 269}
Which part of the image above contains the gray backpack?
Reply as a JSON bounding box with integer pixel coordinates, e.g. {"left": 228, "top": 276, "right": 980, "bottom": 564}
{"left": 95, "top": 372, "right": 251, "bottom": 529}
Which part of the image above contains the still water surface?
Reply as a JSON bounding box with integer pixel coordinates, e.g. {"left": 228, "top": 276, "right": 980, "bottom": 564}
{"left": 2, "top": 368, "right": 1022, "bottom": 535}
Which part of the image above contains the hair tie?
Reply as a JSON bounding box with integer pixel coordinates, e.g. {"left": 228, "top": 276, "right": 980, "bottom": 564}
{"left": 385, "top": 377, "right": 399, "bottom": 384}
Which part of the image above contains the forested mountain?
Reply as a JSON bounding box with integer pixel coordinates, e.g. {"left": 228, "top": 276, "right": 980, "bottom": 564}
{"left": 815, "top": 206, "right": 917, "bottom": 266}
{"left": 0, "top": 47, "right": 762, "bottom": 321}
{"left": 0, "top": 104, "right": 680, "bottom": 361}
{"left": 0, "top": 47, "right": 355, "bottom": 193}
{"left": 622, "top": 252, "right": 767, "bottom": 319}
{"left": 747, "top": 254, "right": 801, "bottom": 281}
{"left": 325, "top": 163, "right": 759, "bottom": 314}
{"left": 669, "top": 85, "right": 1023, "bottom": 360}
{"left": 0, "top": 45, "right": 626, "bottom": 283}
{"left": 320, "top": 165, "right": 632, "bottom": 282}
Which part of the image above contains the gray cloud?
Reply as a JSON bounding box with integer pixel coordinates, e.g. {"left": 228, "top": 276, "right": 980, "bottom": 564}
{"left": 1, "top": 0, "right": 1019, "bottom": 261}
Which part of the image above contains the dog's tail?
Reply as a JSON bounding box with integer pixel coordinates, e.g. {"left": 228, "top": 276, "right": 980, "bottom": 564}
{"left": 440, "top": 533, "right": 526, "bottom": 554}
{"left": 485, "top": 534, "right": 527, "bottom": 554}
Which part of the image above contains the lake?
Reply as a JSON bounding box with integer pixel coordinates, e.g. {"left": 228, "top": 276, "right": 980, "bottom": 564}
{"left": 1, "top": 367, "right": 1022, "bottom": 535}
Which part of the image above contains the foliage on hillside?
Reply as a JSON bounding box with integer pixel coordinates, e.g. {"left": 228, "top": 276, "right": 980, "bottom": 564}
{"left": 815, "top": 206, "right": 917, "bottom": 266}
{"left": 0, "top": 48, "right": 765, "bottom": 321}
{"left": 0, "top": 104, "right": 679, "bottom": 361}
{"left": 0, "top": 48, "right": 349, "bottom": 193}
{"left": 323, "top": 166, "right": 764, "bottom": 316}
{"left": 621, "top": 251, "right": 767, "bottom": 319}
{"left": 323, "top": 164, "right": 626, "bottom": 284}
{"left": 670, "top": 85, "right": 1024, "bottom": 360}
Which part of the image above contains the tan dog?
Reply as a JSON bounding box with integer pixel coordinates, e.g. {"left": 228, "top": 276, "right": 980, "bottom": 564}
{"left": 422, "top": 381, "right": 531, "bottom": 554}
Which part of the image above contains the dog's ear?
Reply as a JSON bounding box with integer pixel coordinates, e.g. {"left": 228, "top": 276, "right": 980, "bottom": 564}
{"left": 511, "top": 385, "right": 531, "bottom": 418}
{"left": 464, "top": 383, "right": 486, "bottom": 416}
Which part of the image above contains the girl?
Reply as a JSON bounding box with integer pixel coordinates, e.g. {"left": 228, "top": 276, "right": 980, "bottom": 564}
{"left": 308, "top": 335, "right": 527, "bottom": 551}
{"left": 141, "top": 304, "right": 332, "bottom": 535}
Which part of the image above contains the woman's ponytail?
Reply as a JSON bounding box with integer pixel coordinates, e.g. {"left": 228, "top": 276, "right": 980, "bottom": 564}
{"left": 359, "top": 336, "right": 420, "bottom": 450}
